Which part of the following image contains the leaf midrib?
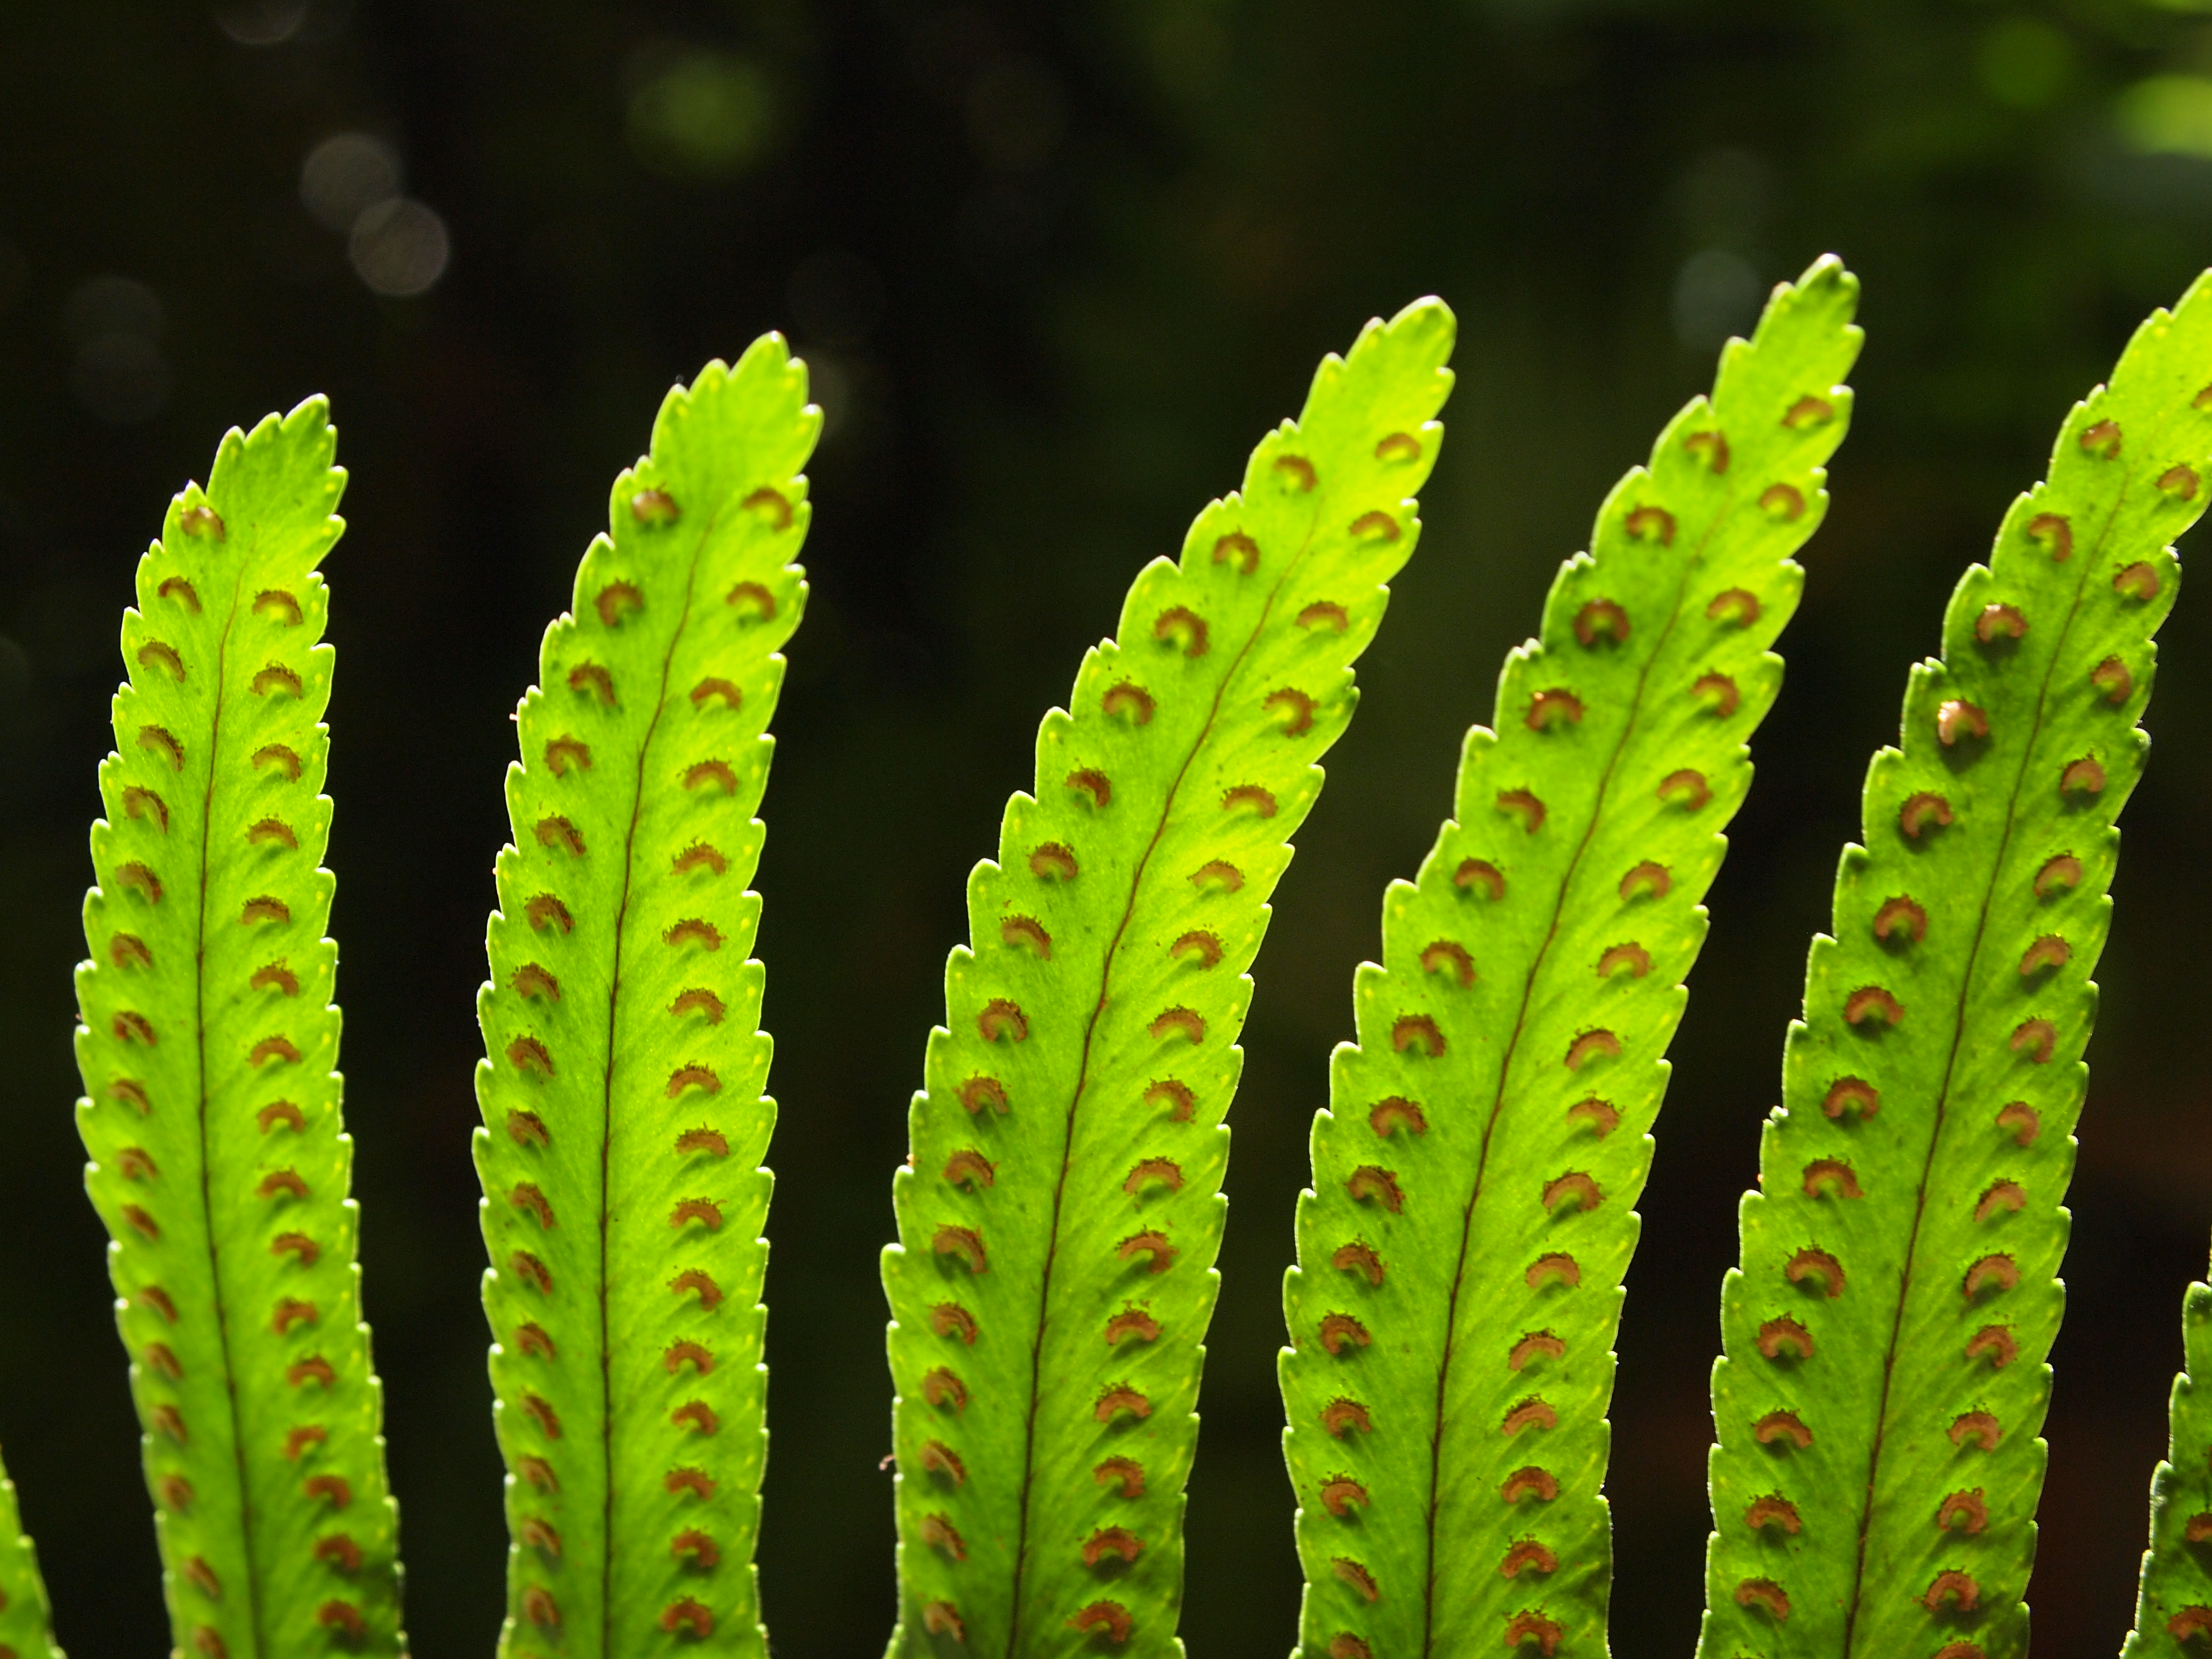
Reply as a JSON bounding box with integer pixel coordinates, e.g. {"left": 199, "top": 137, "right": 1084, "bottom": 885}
{"left": 1836, "top": 443, "right": 2148, "bottom": 1656}
{"left": 1417, "top": 479, "right": 1731, "bottom": 1656}
{"left": 594, "top": 493, "right": 730, "bottom": 1656}
{"left": 1001, "top": 482, "right": 1332, "bottom": 1658}
{"left": 192, "top": 513, "right": 271, "bottom": 1659}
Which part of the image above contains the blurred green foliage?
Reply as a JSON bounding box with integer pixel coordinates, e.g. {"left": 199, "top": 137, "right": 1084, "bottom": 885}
{"left": 5, "top": 2, "right": 2212, "bottom": 1656}
{"left": 627, "top": 46, "right": 781, "bottom": 179}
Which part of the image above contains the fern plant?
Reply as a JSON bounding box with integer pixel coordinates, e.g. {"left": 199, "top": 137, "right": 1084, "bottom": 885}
{"left": 25, "top": 249, "right": 2212, "bottom": 1659}
{"left": 1279, "top": 256, "right": 1861, "bottom": 1659}
{"left": 1698, "top": 274, "right": 2212, "bottom": 1658}
{"left": 69, "top": 398, "right": 404, "bottom": 1658}
{"left": 471, "top": 336, "right": 817, "bottom": 1658}
{"left": 878, "top": 300, "right": 1457, "bottom": 1657}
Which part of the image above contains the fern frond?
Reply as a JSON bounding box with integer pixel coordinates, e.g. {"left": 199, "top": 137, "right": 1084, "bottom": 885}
{"left": 0, "top": 1447, "right": 62, "bottom": 1659}
{"left": 881, "top": 300, "right": 1457, "bottom": 1658}
{"left": 472, "top": 336, "right": 816, "bottom": 1658}
{"left": 2122, "top": 1258, "right": 2212, "bottom": 1655}
{"left": 1278, "top": 258, "right": 1861, "bottom": 1659}
{"left": 1699, "top": 273, "right": 2212, "bottom": 1659}
{"left": 71, "top": 399, "right": 403, "bottom": 1657}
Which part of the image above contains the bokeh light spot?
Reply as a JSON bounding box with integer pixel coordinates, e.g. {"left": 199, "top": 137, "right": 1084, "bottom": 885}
{"left": 348, "top": 199, "right": 449, "bottom": 296}
{"left": 301, "top": 133, "right": 402, "bottom": 233}
{"left": 2117, "top": 76, "right": 2212, "bottom": 159}
{"left": 626, "top": 47, "right": 776, "bottom": 180}
{"left": 211, "top": 0, "right": 305, "bottom": 45}
{"left": 70, "top": 335, "right": 169, "bottom": 424}
{"left": 1978, "top": 19, "right": 2073, "bottom": 112}
{"left": 63, "top": 275, "right": 163, "bottom": 344}
{"left": 63, "top": 276, "right": 168, "bottom": 424}
{"left": 1672, "top": 249, "right": 1762, "bottom": 352}
{"left": 1674, "top": 149, "right": 1771, "bottom": 247}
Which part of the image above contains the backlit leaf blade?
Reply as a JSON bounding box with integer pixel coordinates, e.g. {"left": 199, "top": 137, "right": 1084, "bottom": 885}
{"left": 881, "top": 300, "right": 1457, "bottom": 1658}
{"left": 472, "top": 337, "right": 815, "bottom": 1658}
{"left": 71, "top": 399, "right": 403, "bottom": 1657}
{"left": 1279, "top": 257, "right": 1860, "bottom": 1659}
{"left": 2123, "top": 1261, "right": 2212, "bottom": 1656}
{"left": 0, "top": 1447, "right": 62, "bottom": 1659}
{"left": 1699, "top": 273, "right": 2212, "bottom": 1659}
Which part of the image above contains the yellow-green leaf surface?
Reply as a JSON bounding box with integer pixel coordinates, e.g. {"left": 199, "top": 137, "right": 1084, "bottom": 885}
{"left": 0, "top": 1446, "right": 61, "bottom": 1659}
{"left": 71, "top": 399, "right": 403, "bottom": 1657}
{"left": 1280, "top": 258, "right": 1860, "bottom": 1659}
{"left": 2122, "top": 1262, "right": 2212, "bottom": 1656}
{"left": 473, "top": 338, "right": 816, "bottom": 1658}
{"left": 1699, "top": 273, "right": 2212, "bottom": 1659}
{"left": 882, "top": 301, "right": 1456, "bottom": 1658}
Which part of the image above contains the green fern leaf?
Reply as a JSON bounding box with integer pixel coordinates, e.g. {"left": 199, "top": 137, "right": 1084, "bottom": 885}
{"left": 2121, "top": 1262, "right": 2212, "bottom": 1656}
{"left": 0, "top": 1447, "right": 62, "bottom": 1659}
{"left": 473, "top": 336, "right": 816, "bottom": 1658}
{"left": 881, "top": 300, "right": 1456, "bottom": 1658}
{"left": 71, "top": 398, "right": 403, "bottom": 1657}
{"left": 1698, "top": 274, "right": 2212, "bottom": 1659}
{"left": 1278, "top": 258, "right": 1861, "bottom": 1659}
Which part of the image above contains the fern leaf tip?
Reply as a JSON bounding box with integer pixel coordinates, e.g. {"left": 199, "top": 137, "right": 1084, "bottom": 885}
{"left": 1369, "top": 294, "right": 1457, "bottom": 380}
{"left": 1707, "top": 268, "right": 2211, "bottom": 1659}
{"left": 888, "top": 306, "right": 1455, "bottom": 1655}
{"left": 283, "top": 389, "right": 334, "bottom": 431}
{"left": 476, "top": 325, "right": 812, "bottom": 1651}
{"left": 1795, "top": 249, "right": 1857, "bottom": 295}
{"left": 1385, "top": 290, "right": 1456, "bottom": 339}
{"left": 1290, "top": 263, "right": 1861, "bottom": 1659}
{"left": 78, "top": 395, "right": 405, "bottom": 1655}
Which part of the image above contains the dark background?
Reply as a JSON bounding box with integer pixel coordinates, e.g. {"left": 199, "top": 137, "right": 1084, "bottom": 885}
{"left": 5, "top": 1, "right": 2212, "bottom": 1654}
